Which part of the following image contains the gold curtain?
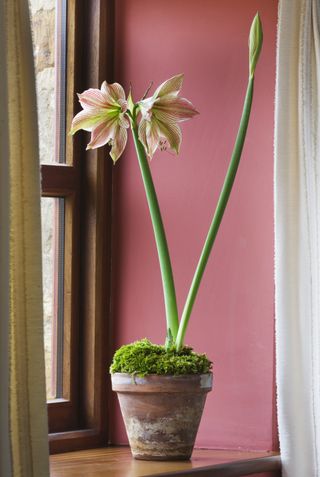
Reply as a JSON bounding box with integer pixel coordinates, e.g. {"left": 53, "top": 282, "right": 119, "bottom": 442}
{"left": 0, "top": 0, "right": 50, "bottom": 475}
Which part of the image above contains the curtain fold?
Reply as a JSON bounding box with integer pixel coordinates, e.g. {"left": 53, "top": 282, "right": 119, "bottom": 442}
{"left": 275, "top": 1, "right": 320, "bottom": 476}
{"left": 0, "top": 0, "right": 50, "bottom": 476}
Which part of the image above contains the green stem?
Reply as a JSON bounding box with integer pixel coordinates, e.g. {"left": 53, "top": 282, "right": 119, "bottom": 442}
{"left": 175, "top": 76, "right": 255, "bottom": 351}
{"left": 131, "top": 124, "right": 179, "bottom": 341}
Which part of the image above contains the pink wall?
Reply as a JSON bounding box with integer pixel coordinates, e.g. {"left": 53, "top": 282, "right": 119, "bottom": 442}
{"left": 111, "top": 0, "right": 278, "bottom": 453}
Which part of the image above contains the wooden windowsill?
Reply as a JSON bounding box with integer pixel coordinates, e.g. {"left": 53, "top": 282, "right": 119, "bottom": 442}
{"left": 50, "top": 446, "right": 281, "bottom": 477}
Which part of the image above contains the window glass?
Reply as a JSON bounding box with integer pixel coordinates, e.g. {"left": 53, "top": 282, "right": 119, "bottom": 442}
{"left": 41, "top": 197, "right": 65, "bottom": 400}
{"left": 30, "top": 0, "right": 56, "bottom": 164}
{"left": 31, "top": 0, "right": 67, "bottom": 400}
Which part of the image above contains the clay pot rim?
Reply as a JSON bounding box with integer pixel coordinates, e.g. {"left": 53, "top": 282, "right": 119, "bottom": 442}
{"left": 111, "top": 371, "right": 212, "bottom": 378}
{"left": 111, "top": 371, "right": 213, "bottom": 393}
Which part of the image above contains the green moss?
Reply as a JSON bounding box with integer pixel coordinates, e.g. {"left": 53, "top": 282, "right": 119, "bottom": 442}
{"left": 109, "top": 339, "right": 212, "bottom": 377}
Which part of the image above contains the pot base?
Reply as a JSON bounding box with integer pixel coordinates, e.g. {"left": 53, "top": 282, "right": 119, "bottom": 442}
{"left": 133, "top": 454, "right": 191, "bottom": 461}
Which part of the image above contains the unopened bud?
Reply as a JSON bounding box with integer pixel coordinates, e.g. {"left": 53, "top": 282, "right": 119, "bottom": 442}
{"left": 249, "top": 13, "right": 263, "bottom": 77}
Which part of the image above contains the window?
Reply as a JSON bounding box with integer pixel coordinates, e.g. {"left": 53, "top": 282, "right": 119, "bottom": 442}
{"left": 32, "top": 0, "right": 115, "bottom": 453}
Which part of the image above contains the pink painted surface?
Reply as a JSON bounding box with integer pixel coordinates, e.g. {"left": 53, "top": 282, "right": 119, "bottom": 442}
{"left": 111, "top": 0, "right": 278, "bottom": 453}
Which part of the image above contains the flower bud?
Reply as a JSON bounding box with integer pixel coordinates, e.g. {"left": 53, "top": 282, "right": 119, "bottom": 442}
{"left": 249, "top": 13, "right": 263, "bottom": 77}
{"left": 127, "top": 88, "right": 135, "bottom": 115}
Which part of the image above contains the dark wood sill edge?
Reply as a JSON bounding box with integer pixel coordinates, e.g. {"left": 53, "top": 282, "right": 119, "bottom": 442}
{"left": 145, "top": 454, "right": 281, "bottom": 477}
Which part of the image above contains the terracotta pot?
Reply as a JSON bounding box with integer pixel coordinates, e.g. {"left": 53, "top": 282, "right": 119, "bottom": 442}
{"left": 111, "top": 372, "right": 213, "bottom": 461}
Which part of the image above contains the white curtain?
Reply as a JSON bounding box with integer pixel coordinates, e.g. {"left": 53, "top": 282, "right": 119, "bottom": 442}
{"left": 275, "top": 1, "right": 320, "bottom": 476}
{"left": 0, "top": 1, "right": 50, "bottom": 476}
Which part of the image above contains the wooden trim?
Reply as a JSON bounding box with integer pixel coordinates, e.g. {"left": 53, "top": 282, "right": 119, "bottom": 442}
{"left": 41, "top": 165, "right": 78, "bottom": 196}
{"left": 55, "top": 0, "right": 67, "bottom": 165}
{"left": 62, "top": 193, "right": 76, "bottom": 403}
{"left": 47, "top": 190, "right": 80, "bottom": 432}
{"left": 77, "top": 0, "right": 114, "bottom": 438}
{"left": 51, "top": 198, "right": 60, "bottom": 396}
{"left": 48, "top": 400, "right": 75, "bottom": 434}
{"left": 49, "top": 429, "right": 102, "bottom": 454}
{"left": 65, "top": 0, "right": 76, "bottom": 167}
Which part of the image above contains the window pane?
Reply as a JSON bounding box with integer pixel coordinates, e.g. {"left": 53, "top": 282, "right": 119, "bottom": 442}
{"left": 41, "top": 197, "right": 65, "bottom": 400}
{"left": 30, "top": 0, "right": 67, "bottom": 164}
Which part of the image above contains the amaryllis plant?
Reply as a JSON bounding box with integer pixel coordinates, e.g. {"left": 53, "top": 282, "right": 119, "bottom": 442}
{"left": 71, "top": 14, "right": 263, "bottom": 352}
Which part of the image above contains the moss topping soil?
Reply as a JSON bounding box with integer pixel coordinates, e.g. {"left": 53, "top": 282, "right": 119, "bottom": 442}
{"left": 109, "top": 339, "right": 212, "bottom": 377}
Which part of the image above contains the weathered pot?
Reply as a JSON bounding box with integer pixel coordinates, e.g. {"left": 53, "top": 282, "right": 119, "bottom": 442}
{"left": 111, "top": 372, "right": 213, "bottom": 461}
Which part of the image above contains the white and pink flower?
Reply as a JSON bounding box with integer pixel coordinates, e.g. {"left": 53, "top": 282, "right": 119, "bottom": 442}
{"left": 70, "top": 74, "right": 198, "bottom": 162}
{"left": 70, "top": 81, "right": 129, "bottom": 163}
{"left": 138, "top": 74, "right": 199, "bottom": 158}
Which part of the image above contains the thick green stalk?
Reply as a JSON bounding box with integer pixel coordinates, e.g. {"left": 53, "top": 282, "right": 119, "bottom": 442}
{"left": 131, "top": 124, "right": 179, "bottom": 341}
{"left": 175, "top": 76, "right": 255, "bottom": 351}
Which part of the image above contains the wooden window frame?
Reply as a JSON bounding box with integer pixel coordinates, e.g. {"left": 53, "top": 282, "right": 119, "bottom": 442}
{"left": 41, "top": 0, "right": 115, "bottom": 454}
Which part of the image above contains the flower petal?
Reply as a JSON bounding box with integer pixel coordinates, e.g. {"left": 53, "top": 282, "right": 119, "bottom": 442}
{"left": 70, "top": 109, "right": 107, "bottom": 134}
{"left": 118, "top": 113, "right": 130, "bottom": 129}
{"left": 86, "top": 117, "right": 117, "bottom": 150}
{"left": 156, "top": 118, "right": 182, "bottom": 155}
{"left": 110, "top": 126, "right": 128, "bottom": 163}
{"left": 138, "top": 97, "right": 156, "bottom": 120}
{"left": 118, "top": 98, "right": 128, "bottom": 113}
{"left": 101, "top": 81, "right": 126, "bottom": 105}
{"left": 154, "top": 95, "right": 199, "bottom": 122}
{"left": 138, "top": 118, "right": 160, "bottom": 158}
{"left": 78, "top": 88, "right": 109, "bottom": 109}
{"left": 138, "top": 118, "right": 148, "bottom": 152}
{"left": 153, "top": 74, "right": 184, "bottom": 98}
